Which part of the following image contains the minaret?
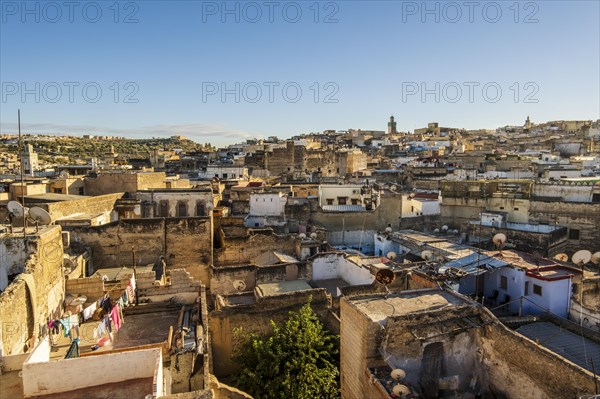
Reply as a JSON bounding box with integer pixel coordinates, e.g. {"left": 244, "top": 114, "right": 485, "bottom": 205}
{"left": 388, "top": 115, "right": 397, "bottom": 134}
{"left": 524, "top": 116, "right": 532, "bottom": 130}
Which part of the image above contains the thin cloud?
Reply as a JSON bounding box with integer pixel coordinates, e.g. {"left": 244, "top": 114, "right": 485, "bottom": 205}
{"left": 0, "top": 122, "right": 261, "bottom": 142}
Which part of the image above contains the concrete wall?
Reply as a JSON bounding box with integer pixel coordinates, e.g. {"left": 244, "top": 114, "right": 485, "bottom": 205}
{"left": 249, "top": 193, "right": 286, "bottom": 217}
{"left": 22, "top": 340, "right": 162, "bottom": 397}
{"left": 311, "top": 253, "right": 375, "bottom": 286}
{"left": 214, "top": 231, "right": 296, "bottom": 266}
{"left": 66, "top": 217, "right": 213, "bottom": 285}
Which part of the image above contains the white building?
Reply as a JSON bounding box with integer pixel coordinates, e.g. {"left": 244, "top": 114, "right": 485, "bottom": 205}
{"left": 318, "top": 184, "right": 379, "bottom": 211}
{"left": 198, "top": 165, "right": 248, "bottom": 180}
{"left": 245, "top": 192, "right": 287, "bottom": 228}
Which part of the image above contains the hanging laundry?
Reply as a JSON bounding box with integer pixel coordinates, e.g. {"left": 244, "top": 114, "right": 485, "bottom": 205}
{"left": 51, "top": 320, "right": 61, "bottom": 334}
{"left": 111, "top": 305, "right": 122, "bottom": 332}
{"left": 59, "top": 317, "right": 70, "bottom": 338}
{"left": 64, "top": 338, "right": 79, "bottom": 359}
{"left": 82, "top": 302, "right": 97, "bottom": 321}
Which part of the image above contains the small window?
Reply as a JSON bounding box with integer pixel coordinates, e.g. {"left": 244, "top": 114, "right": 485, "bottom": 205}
{"left": 514, "top": 207, "right": 519, "bottom": 211}
{"left": 338, "top": 197, "right": 347, "bottom": 205}
{"left": 499, "top": 206, "right": 504, "bottom": 210}
{"left": 326, "top": 199, "right": 334, "bottom": 205}
{"left": 223, "top": 173, "right": 228, "bottom": 179}
{"left": 78, "top": 187, "right": 84, "bottom": 195}
{"left": 533, "top": 284, "right": 542, "bottom": 296}
{"left": 351, "top": 199, "right": 358, "bottom": 205}
{"left": 569, "top": 229, "right": 580, "bottom": 240}
{"left": 500, "top": 275, "right": 508, "bottom": 290}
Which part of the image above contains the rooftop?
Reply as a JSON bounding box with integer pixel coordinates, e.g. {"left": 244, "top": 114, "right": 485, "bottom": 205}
{"left": 350, "top": 289, "right": 468, "bottom": 324}
{"left": 255, "top": 280, "right": 314, "bottom": 297}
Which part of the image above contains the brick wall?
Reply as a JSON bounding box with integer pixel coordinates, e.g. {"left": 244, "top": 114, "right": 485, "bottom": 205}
{"left": 65, "top": 275, "right": 104, "bottom": 301}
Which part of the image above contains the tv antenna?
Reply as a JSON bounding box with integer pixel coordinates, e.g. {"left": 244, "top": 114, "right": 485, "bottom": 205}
{"left": 232, "top": 280, "right": 246, "bottom": 293}
{"left": 492, "top": 233, "right": 507, "bottom": 256}
{"left": 553, "top": 253, "right": 569, "bottom": 262}
{"left": 28, "top": 207, "right": 52, "bottom": 232}
{"left": 420, "top": 250, "right": 433, "bottom": 261}
{"left": 375, "top": 268, "right": 395, "bottom": 298}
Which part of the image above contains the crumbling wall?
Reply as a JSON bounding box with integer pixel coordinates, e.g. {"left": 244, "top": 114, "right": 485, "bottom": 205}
{"left": 0, "top": 226, "right": 65, "bottom": 356}
{"left": 65, "top": 275, "right": 104, "bottom": 301}
{"left": 209, "top": 289, "right": 331, "bottom": 376}
{"left": 42, "top": 193, "right": 124, "bottom": 220}
{"left": 65, "top": 217, "right": 212, "bottom": 286}
{"left": 478, "top": 319, "right": 599, "bottom": 399}
{"left": 214, "top": 231, "right": 295, "bottom": 266}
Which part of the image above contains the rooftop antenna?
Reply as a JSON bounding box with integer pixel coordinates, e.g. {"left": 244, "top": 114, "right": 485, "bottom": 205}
{"left": 18, "top": 109, "right": 27, "bottom": 239}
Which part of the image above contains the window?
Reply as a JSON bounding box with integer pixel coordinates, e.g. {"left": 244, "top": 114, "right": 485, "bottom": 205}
{"left": 514, "top": 207, "right": 519, "bottom": 211}
{"left": 569, "top": 228, "right": 580, "bottom": 240}
{"left": 500, "top": 275, "right": 508, "bottom": 290}
{"left": 177, "top": 201, "right": 188, "bottom": 217}
{"left": 593, "top": 193, "right": 600, "bottom": 203}
{"left": 499, "top": 206, "right": 504, "bottom": 210}
{"left": 351, "top": 199, "right": 358, "bottom": 205}
{"left": 159, "top": 201, "right": 169, "bottom": 217}
{"left": 524, "top": 281, "right": 529, "bottom": 296}
{"left": 196, "top": 202, "right": 206, "bottom": 216}
{"left": 222, "top": 173, "right": 228, "bottom": 179}
{"left": 533, "top": 284, "right": 542, "bottom": 296}
{"left": 338, "top": 197, "right": 347, "bottom": 205}
{"left": 326, "top": 199, "right": 334, "bottom": 205}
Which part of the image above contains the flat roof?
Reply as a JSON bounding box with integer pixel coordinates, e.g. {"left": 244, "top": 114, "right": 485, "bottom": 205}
{"left": 24, "top": 193, "right": 89, "bottom": 202}
{"left": 517, "top": 322, "right": 600, "bottom": 373}
{"left": 256, "top": 280, "right": 313, "bottom": 297}
{"left": 350, "top": 289, "right": 467, "bottom": 324}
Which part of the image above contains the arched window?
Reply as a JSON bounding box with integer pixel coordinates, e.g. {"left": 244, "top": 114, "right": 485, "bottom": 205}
{"left": 177, "top": 201, "right": 188, "bottom": 217}
{"left": 196, "top": 202, "right": 206, "bottom": 216}
{"left": 158, "top": 201, "right": 169, "bottom": 217}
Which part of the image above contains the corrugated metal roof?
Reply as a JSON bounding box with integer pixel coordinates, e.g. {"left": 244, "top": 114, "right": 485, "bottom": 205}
{"left": 517, "top": 322, "right": 600, "bottom": 373}
{"left": 321, "top": 205, "right": 366, "bottom": 212}
{"left": 439, "top": 253, "right": 508, "bottom": 276}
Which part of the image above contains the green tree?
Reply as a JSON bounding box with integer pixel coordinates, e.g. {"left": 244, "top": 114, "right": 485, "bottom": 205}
{"left": 233, "top": 300, "right": 340, "bottom": 399}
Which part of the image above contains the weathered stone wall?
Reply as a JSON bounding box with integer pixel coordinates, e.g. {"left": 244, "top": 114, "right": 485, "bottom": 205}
{"left": 0, "top": 226, "right": 65, "bottom": 356}
{"left": 41, "top": 193, "right": 124, "bottom": 220}
{"left": 65, "top": 275, "right": 104, "bottom": 301}
{"left": 209, "top": 289, "right": 331, "bottom": 376}
{"left": 479, "top": 318, "right": 599, "bottom": 398}
{"left": 214, "top": 231, "right": 296, "bottom": 266}
{"left": 84, "top": 172, "right": 166, "bottom": 196}
{"left": 65, "top": 217, "right": 212, "bottom": 286}
{"left": 210, "top": 264, "right": 309, "bottom": 295}
{"left": 529, "top": 200, "right": 600, "bottom": 253}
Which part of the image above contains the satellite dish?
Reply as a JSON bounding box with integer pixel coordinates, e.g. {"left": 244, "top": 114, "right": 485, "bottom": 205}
{"left": 375, "top": 269, "right": 395, "bottom": 285}
{"left": 421, "top": 250, "right": 433, "bottom": 261}
{"left": 63, "top": 257, "right": 75, "bottom": 270}
{"left": 102, "top": 275, "right": 109, "bottom": 282}
{"left": 390, "top": 369, "right": 406, "bottom": 381}
{"left": 293, "top": 200, "right": 300, "bottom": 205}
{"left": 441, "top": 225, "right": 449, "bottom": 231}
{"left": 7, "top": 201, "right": 24, "bottom": 217}
{"left": 572, "top": 250, "right": 592, "bottom": 265}
{"left": 553, "top": 253, "right": 569, "bottom": 262}
{"left": 59, "top": 171, "right": 69, "bottom": 179}
{"left": 493, "top": 233, "right": 507, "bottom": 248}
{"left": 452, "top": 229, "right": 459, "bottom": 234}
{"left": 390, "top": 185, "right": 397, "bottom": 191}
{"left": 387, "top": 251, "right": 397, "bottom": 260}
{"left": 392, "top": 384, "right": 411, "bottom": 397}
{"left": 385, "top": 226, "right": 393, "bottom": 233}
{"left": 433, "top": 228, "right": 440, "bottom": 234}
{"left": 409, "top": 193, "right": 415, "bottom": 199}
{"left": 29, "top": 207, "right": 52, "bottom": 225}
{"left": 298, "top": 233, "right": 307, "bottom": 239}
{"left": 233, "top": 280, "right": 246, "bottom": 292}
{"left": 310, "top": 232, "right": 318, "bottom": 239}
{"left": 592, "top": 252, "right": 600, "bottom": 265}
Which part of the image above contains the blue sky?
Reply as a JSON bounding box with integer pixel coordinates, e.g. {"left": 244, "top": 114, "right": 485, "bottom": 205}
{"left": 1, "top": 0, "right": 599, "bottom": 146}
